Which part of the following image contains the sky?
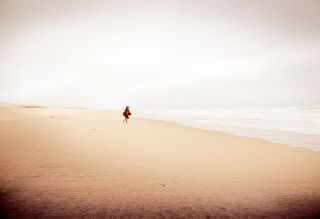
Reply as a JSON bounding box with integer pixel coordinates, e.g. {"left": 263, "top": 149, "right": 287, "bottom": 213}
{"left": 0, "top": 0, "right": 319, "bottom": 109}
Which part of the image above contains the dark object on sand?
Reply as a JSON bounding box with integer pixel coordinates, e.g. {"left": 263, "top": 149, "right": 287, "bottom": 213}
{"left": 123, "top": 106, "right": 131, "bottom": 124}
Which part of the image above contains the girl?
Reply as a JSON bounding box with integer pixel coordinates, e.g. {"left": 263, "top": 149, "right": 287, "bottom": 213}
{"left": 122, "top": 106, "right": 131, "bottom": 124}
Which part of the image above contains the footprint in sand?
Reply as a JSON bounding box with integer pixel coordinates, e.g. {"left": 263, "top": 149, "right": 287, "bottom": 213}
{"left": 89, "top": 128, "right": 100, "bottom": 132}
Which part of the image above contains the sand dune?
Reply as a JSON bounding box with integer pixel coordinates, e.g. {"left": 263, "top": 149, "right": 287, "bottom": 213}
{"left": 0, "top": 104, "right": 319, "bottom": 218}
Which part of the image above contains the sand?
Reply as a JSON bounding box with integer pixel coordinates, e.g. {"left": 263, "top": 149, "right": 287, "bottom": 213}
{"left": 0, "top": 104, "right": 319, "bottom": 218}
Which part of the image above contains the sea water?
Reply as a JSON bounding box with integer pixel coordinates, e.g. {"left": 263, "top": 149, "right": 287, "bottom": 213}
{"left": 135, "top": 107, "right": 320, "bottom": 152}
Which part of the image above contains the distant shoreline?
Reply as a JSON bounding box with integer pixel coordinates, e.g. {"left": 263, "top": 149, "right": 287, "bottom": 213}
{"left": 135, "top": 108, "right": 320, "bottom": 152}
{"left": 1, "top": 102, "right": 319, "bottom": 152}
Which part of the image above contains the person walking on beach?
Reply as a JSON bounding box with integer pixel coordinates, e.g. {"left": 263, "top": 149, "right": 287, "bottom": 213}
{"left": 123, "top": 106, "right": 131, "bottom": 124}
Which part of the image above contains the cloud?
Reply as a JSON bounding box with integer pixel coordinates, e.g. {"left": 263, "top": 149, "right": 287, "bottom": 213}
{"left": 0, "top": 0, "right": 319, "bottom": 108}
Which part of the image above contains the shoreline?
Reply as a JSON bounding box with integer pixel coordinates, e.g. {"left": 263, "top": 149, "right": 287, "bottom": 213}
{"left": 135, "top": 112, "right": 320, "bottom": 153}
{"left": 1, "top": 102, "right": 319, "bottom": 152}
{"left": 136, "top": 115, "right": 320, "bottom": 156}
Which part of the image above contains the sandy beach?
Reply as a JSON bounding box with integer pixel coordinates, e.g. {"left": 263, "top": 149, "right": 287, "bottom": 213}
{"left": 0, "top": 104, "right": 319, "bottom": 218}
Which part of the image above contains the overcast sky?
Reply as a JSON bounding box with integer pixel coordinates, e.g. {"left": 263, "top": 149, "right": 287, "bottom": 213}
{"left": 0, "top": 0, "right": 319, "bottom": 109}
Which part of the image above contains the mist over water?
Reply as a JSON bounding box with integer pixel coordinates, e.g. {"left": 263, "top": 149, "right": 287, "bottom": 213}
{"left": 1, "top": 0, "right": 320, "bottom": 109}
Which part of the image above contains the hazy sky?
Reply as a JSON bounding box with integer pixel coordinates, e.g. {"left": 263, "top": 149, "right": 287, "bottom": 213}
{"left": 1, "top": 0, "right": 319, "bottom": 109}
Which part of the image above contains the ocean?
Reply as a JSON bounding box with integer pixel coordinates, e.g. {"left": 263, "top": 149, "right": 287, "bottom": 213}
{"left": 135, "top": 107, "right": 320, "bottom": 152}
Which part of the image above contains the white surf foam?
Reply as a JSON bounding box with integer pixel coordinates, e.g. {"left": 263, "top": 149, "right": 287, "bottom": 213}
{"left": 135, "top": 107, "right": 320, "bottom": 151}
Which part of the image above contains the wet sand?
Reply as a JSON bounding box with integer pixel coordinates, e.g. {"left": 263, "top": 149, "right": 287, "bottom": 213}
{"left": 0, "top": 104, "right": 319, "bottom": 218}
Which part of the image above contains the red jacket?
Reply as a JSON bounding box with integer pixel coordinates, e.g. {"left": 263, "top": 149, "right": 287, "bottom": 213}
{"left": 123, "top": 109, "right": 131, "bottom": 118}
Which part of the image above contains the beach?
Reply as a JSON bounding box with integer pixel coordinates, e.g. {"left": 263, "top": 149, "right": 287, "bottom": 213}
{"left": 0, "top": 104, "right": 319, "bottom": 218}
